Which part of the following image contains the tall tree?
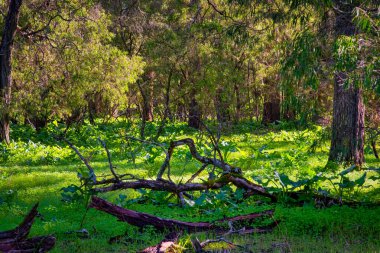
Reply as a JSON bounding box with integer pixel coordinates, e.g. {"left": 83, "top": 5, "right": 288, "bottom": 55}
{"left": 0, "top": 0, "right": 22, "bottom": 144}
{"left": 329, "top": 0, "right": 364, "bottom": 164}
{"left": 282, "top": 0, "right": 379, "bottom": 165}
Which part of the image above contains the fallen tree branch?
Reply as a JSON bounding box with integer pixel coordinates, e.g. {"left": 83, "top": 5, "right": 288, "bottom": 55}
{"left": 89, "top": 196, "right": 275, "bottom": 232}
{"left": 0, "top": 236, "right": 56, "bottom": 253}
{"left": 92, "top": 175, "right": 276, "bottom": 202}
{"left": 57, "top": 136, "right": 96, "bottom": 182}
{"left": 156, "top": 138, "right": 242, "bottom": 180}
{"left": 98, "top": 138, "right": 119, "bottom": 181}
{"left": 62, "top": 136, "right": 276, "bottom": 202}
{"left": 0, "top": 203, "right": 38, "bottom": 242}
{"left": 0, "top": 203, "right": 56, "bottom": 253}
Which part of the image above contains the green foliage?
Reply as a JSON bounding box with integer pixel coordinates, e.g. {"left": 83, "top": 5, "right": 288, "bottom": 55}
{"left": 0, "top": 122, "right": 379, "bottom": 252}
{"left": 282, "top": 30, "right": 322, "bottom": 89}
{"left": 333, "top": 36, "right": 359, "bottom": 73}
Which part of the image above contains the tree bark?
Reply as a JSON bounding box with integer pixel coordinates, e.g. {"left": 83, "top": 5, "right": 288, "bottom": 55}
{"left": 262, "top": 97, "right": 280, "bottom": 124}
{"left": 371, "top": 140, "right": 379, "bottom": 159}
{"left": 215, "top": 86, "right": 230, "bottom": 126}
{"left": 188, "top": 94, "right": 201, "bottom": 129}
{"left": 0, "top": 203, "right": 56, "bottom": 253}
{"left": 0, "top": 0, "right": 23, "bottom": 144}
{"left": 329, "top": 80, "right": 365, "bottom": 164}
{"left": 89, "top": 196, "right": 275, "bottom": 232}
{"left": 234, "top": 84, "right": 242, "bottom": 123}
{"left": 137, "top": 79, "right": 154, "bottom": 139}
{"left": 328, "top": 1, "right": 365, "bottom": 165}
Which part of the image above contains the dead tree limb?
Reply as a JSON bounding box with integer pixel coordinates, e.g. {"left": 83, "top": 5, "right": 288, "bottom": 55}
{"left": 63, "top": 137, "right": 276, "bottom": 201}
{"left": 0, "top": 236, "right": 56, "bottom": 253}
{"left": 0, "top": 203, "right": 38, "bottom": 242}
{"left": 98, "top": 138, "right": 119, "bottom": 181}
{"left": 89, "top": 196, "right": 275, "bottom": 232}
{"left": 0, "top": 203, "right": 56, "bottom": 253}
{"left": 156, "top": 138, "right": 241, "bottom": 180}
{"left": 58, "top": 136, "right": 96, "bottom": 182}
{"left": 92, "top": 175, "right": 275, "bottom": 202}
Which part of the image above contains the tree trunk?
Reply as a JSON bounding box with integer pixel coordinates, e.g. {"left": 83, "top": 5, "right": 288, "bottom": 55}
{"left": 0, "top": 0, "right": 23, "bottom": 144}
{"left": 329, "top": 76, "right": 365, "bottom": 164}
{"left": 262, "top": 97, "right": 280, "bottom": 124}
{"left": 371, "top": 140, "right": 379, "bottom": 159}
{"left": 234, "top": 84, "right": 241, "bottom": 123}
{"left": 215, "top": 86, "right": 230, "bottom": 127}
{"left": 137, "top": 79, "right": 154, "bottom": 139}
{"left": 188, "top": 93, "right": 201, "bottom": 129}
{"left": 328, "top": 1, "right": 365, "bottom": 165}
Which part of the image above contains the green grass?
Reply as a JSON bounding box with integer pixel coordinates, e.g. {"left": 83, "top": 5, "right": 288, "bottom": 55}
{"left": 0, "top": 121, "right": 379, "bottom": 252}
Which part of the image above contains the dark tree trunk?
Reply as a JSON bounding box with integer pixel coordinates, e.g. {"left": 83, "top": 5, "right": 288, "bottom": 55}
{"left": 137, "top": 80, "right": 154, "bottom": 122}
{"left": 262, "top": 97, "right": 280, "bottom": 124}
{"left": 328, "top": 1, "right": 365, "bottom": 165}
{"left": 283, "top": 103, "right": 296, "bottom": 121}
{"left": 215, "top": 86, "right": 230, "bottom": 126}
{"left": 87, "top": 92, "right": 108, "bottom": 124}
{"left": 371, "top": 140, "right": 379, "bottom": 159}
{"left": 29, "top": 117, "right": 48, "bottom": 132}
{"left": 234, "top": 84, "right": 241, "bottom": 123}
{"left": 329, "top": 76, "right": 365, "bottom": 164}
{"left": 137, "top": 79, "right": 154, "bottom": 139}
{"left": 155, "top": 70, "right": 172, "bottom": 140}
{"left": 188, "top": 94, "right": 201, "bottom": 129}
{"left": 141, "top": 93, "right": 153, "bottom": 122}
{"left": 0, "top": 0, "right": 23, "bottom": 144}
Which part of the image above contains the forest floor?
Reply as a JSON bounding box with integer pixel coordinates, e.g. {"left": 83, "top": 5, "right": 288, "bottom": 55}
{"left": 0, "top": 121, "right": 379, "bottom": 252}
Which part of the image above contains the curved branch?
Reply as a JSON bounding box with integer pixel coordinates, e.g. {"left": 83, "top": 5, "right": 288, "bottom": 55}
{"left": 157, "top": 138, "right": 242, "bottom": 180}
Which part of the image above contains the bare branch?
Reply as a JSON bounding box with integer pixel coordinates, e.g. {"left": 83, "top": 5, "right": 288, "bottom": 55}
{"left": 98, "top": 138, "right": 119, "bottom": 181}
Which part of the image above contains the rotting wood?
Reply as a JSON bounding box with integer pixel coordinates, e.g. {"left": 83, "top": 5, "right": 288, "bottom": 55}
{"left": 89, "top": 196, "right": 276, "bottom": 233}
{"left": 0, "top": 203, "right": 56, "bottom": 253}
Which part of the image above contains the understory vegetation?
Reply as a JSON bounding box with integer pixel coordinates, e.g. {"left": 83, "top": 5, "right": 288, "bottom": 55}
{"left": 0, "top": 121, "right": 379, "bottom": 252}
{"left": 0, "top": 0, "right": 379, "bottom": 252}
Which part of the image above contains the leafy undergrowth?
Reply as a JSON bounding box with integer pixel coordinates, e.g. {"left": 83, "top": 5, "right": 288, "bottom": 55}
{"left": 0, "top": 121, "right": 379, "bottom": 252}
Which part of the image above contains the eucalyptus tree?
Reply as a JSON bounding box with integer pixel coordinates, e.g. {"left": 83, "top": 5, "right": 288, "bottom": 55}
{"left": 282, "top": 0, "right": 379, "bottom": 165}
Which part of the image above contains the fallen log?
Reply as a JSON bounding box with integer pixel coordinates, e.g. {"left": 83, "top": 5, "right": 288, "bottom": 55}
{"left": 0, "top": 236, "right": 56, "bottom": 253}
{"left": 89, "top": 196, "right": 276, "bottom": 232}
{"left": 0, "top": 203, "right": 56, "bottom": 253}
{"left": 0, "top": 203, "right": 38, "bottom": 242}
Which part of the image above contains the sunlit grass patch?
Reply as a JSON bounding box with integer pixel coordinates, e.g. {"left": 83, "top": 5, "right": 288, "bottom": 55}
{"left": 0, "top": 122, "right": 379, "bottom": 252}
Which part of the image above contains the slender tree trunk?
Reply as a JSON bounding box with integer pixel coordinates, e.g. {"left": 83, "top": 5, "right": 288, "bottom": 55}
{"left": 371, "top": 140, "right": 379, "bottom": 159}
{"left": 328, "top": 1, "right": 365, "bottom": 165}
{"left": 137, "top": 79, "right": 154, "bottom": 139}
{"left": 0, "top": 0, "right": 23, "bottom": 144}
{"left": 215, "top": 86, "right": 230, "bottom": 127}
{"left": 155, "top": 70, "right": 172, "bottom": 140}
{"left": 234, "top": 84, "right": 242, "bottom": 123}
{"left": 188, "top": 93, "right": 201, "bottom": 129}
